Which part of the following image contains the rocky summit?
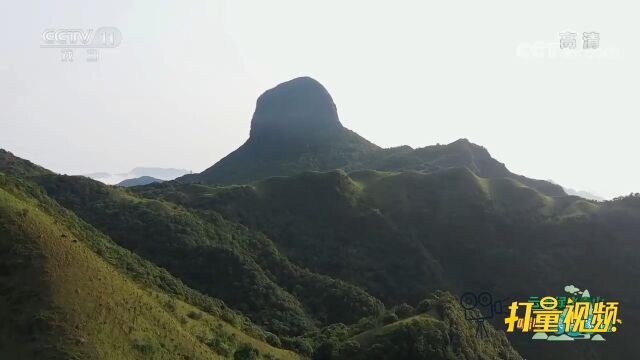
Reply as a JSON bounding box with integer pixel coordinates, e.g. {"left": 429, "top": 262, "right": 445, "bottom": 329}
{"left": 179, "top": 77, "right": 379, "bottom": 184}
{"left": 249, "top": 77, "right": 344, "bottom": 141}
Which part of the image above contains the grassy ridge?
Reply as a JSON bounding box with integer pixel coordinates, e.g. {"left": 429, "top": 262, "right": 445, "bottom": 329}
{"left": 0, "top": 173, "right": 300, "bottom": 359}
{"left": 301, "top": 291, "right": 522, "bottom": 360}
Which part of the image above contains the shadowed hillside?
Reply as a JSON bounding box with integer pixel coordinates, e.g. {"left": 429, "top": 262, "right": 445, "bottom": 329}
{"left": 32, "top": 173, "right": 385, "bottom": 337}
{"left": 138, "top": 168, "right": 640, "bottom": 359}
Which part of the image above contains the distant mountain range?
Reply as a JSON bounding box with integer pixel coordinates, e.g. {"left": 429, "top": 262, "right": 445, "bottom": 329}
{"left": 116, "top": 175, "right": 165, "bottom": 187}
{"left": 562, "top": 186, "right": 606, "bottom": 201}
{"left": 541, "top": 179, "right": 605, "bottom": 201}
{"left": 85, "top": 167, "right": 191, "bottom": 185}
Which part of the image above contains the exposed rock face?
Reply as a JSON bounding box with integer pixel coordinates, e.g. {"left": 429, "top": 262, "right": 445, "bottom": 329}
{"left": 249, "top": 77, "right": 343, "bottom": 142}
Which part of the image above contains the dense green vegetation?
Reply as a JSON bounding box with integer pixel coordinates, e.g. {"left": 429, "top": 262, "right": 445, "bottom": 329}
{"left": 137, "top": 168, "right": 597, "bottom": 305}
{"left": 2, "top": 77, "right": 638, "bottom": 359}
{"left": 0, "top": 172, "right": 300, "bottom": 359}
{"left": 327, "top": 291, "right": 522, "bottom": 360}
{"left": 33, "top": 174, "right": 384, "bottom": 338}
{"left": 4, "top": 145, "right": 639, "bottom": 359}
{"left": 0, "top": 150, "right": 532, "bottom": 359}
{"left": 278, "top": 291, "right": 522, "bottom": 360}
{"left": 0, "top": 149, "right": 51, "bottom": 177}
{"left": 137, "top": 168, "right": 640, "bottom": 359}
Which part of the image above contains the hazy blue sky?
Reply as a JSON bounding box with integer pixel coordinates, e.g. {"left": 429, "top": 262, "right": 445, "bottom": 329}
{"left": 1, "top": 1, "right": 637, "bottom": 199}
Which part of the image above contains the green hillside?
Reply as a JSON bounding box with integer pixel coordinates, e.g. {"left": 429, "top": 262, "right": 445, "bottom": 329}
{"left": 345, "top": 291, "right": 521, "bottom": 360}
{"left": 288, "top": 291, "right": 521, "bottom": 360}
{"left": 141, "top": 168, "right": 598, "bottom": 305}
{"left": 0, "top": 172, "right": 299, "bottom": 359}
{"left": 137, "top": 168, "right": 640, "bottom": 359}
{"left": 0, "top": 149, "right": 52, "bottom": 177}
{"left": 4, "top": 145, "right": 639, "bottom": 359}
{"left": 32, "top": 173, "right": 384, "bottom": 338}
{"left": 0, "top": 153, "right": 528, "bottom": 359}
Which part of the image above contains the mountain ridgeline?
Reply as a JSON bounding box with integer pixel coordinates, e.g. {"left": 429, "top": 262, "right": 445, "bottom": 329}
{"left": 0, "top": 153, "right": 522, "bottom": 360}
{"left": 178, "top": 77, "right": 565, "bottom": 197}
{"left": 117, "top": 175, "right": 165, "bottom": 187}
{"left": 2, "top": 77, "right": 638, "bottom": 359}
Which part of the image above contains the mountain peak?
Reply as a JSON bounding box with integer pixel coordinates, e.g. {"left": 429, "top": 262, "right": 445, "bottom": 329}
{"left": 182, "top": 80, "right": 562, "bottom": 197}
{"left": 249, "top": 77, "right": 342, "bottom": 140}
